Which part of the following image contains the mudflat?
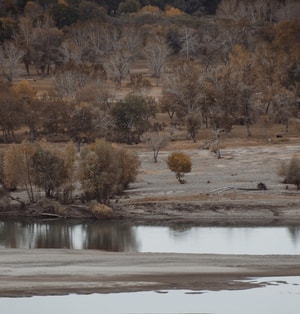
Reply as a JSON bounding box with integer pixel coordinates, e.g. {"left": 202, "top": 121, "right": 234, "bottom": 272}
{"left": 1, "top": 249, "right": 300, "bottom": 297}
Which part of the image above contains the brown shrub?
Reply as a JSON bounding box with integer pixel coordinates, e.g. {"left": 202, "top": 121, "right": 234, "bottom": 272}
{"left": 278, "top": 156, "right": 300, "bottom": 190}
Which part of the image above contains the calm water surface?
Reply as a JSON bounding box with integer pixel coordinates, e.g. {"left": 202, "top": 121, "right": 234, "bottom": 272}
{"left": 1, "top": 277, "right": 300, "bottom": 314}
{"left": 1, "top": 220, "right": 300, "bottom": 312}
{"left": 1, "top": 220, "right": 300, "bottom": 254}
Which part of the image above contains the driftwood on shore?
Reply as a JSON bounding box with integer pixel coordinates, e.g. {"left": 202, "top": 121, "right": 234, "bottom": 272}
{"left": 39, "top": 212, "right": 62, "bottom": 219}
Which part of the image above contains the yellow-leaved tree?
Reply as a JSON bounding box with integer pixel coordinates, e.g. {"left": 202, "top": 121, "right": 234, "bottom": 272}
{"left": 3, "top": 141, "right": 37, "bottom": 202}
{"left": 167, "top": 151, "right": 192, "bottom": 184}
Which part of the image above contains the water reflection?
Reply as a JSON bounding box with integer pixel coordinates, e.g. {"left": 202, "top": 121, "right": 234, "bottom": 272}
{"left": 0, "top": 220, "right": 139, "bottom": 251}
{"left": 288, "top": 226, "right": 300, "bottom": 245}
{"left": 1, "top": 220, "right": 300, "bottom": 254}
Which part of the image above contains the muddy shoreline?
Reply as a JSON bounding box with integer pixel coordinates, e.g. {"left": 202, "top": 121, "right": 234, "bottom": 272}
{"left": 1, "top": 197, "right": 300, "bottom": 226}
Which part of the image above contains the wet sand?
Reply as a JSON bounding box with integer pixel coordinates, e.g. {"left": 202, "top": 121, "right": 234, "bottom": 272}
{"left": 1, "top": 249, "right": 300, "bottom": 297}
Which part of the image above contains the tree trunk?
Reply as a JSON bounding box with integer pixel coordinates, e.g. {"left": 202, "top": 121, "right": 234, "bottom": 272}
{"left": 153, "top": 149, "right": 158, "bottom": 163}
{"left": 285, "top": 119, "right": 289, "bottom": 133}
{"left": 246, "top": 121, "right": 252, "bottom": 137}
{"left": 216, "top": 129, "right": 224, "bottom": 159}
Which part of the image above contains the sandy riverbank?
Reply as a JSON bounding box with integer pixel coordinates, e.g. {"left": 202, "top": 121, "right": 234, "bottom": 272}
{"left": 1, "top": 142, "right": 300, "bottom": 298}
{"left": 1, "top": 249, "right": 300, "bottom": 297}
{"left": 1, "top": 143, "right": 300, "bottom": 225}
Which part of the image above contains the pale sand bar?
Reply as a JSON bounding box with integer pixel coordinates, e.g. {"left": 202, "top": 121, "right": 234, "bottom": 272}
{"left": 1, "top": 249, "right": 300, "bottom": 297}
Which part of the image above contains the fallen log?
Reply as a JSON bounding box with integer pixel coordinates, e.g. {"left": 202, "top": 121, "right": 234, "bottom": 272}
{"left": 39, "top": 212, "right": 62, "bottom": 219}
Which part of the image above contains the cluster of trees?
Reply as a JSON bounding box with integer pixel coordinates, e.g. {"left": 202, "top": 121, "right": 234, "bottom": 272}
{"left": 0, "top": 139, "right": 140, "bottom": 204}
{"left": 0, "top": 79, "right": 157, "bottom": 145}
{"left": 0, "top": 1, "right": 221, "bottom": 22}
{"left": 0, "top": 0, "right": 299, "bottom": 146}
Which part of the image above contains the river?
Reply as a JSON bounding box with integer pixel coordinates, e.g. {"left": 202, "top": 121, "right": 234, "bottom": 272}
{"left": 1, "top": 219, "right": 300, "bottom": 313}
{"left": 1, "top": 220, "right": 300, "bottom": 254}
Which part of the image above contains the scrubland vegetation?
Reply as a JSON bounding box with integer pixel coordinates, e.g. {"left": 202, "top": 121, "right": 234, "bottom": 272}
{"left": 0, "top": 0, "right": 299, "bottom": 212}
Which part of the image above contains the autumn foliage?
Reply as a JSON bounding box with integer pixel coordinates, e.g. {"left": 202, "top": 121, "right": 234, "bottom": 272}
{"left": 0, "top": 139, "right": 140, "bottom": 204}
{"left": 167, "top": 151, "right": 192, "bottom": 184}
{"left": 79, "top": 139, "right": 140, "bottom": 203}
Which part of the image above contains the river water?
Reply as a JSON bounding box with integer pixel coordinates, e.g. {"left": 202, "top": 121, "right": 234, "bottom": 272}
{"left": 1, "top": 220, "right": 300, "bottom": 254}
{"left": 1, "top": 277, "right": 300, "bottom": 314}
{"left": 1, "top": 220, "right": 300, "bottom": 313}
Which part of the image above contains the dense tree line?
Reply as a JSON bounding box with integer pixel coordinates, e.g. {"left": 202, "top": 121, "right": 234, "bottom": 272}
{"left": 0, "top": 0, "right": 299, "bottom": 210}
{"left": 0, "top": 0, "right": 299, "bottom": 146}
{"left": 0, "top": 0, "right": 221, "bottom": 21}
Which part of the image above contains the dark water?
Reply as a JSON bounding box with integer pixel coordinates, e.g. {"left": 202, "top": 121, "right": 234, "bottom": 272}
{"left": 1, "top": 220, "right": 300, "bottom": 254}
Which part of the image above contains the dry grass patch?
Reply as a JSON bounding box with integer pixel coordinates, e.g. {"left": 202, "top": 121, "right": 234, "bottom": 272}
{"left": 90, "top": 201, "right": 113, "bottom": 218}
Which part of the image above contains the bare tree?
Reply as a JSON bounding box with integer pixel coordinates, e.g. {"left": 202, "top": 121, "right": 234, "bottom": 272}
{"left": 215, "top": 128, "right": 225, "bottom": 159}
{"left": 217, "top": 0, "right": 282, "bottom": 24}
{"left": 163, "top": 61, "right": 203, "bottom": 121}
{"left": 0, "top": 41, "right": 24, "bottom": 82}
{"left": 17, "top": 17, "right": 33, "bottom": 75}
{"left": 63, "top": 24, "right": 89, "bottom": 64}
{"left": 104, "top": 26, "right": 142, "bottom": 88}
{"left": 179, "top": 26, "right": 199, "bottom": 60}
{"left": 144, "top": 35, "right": 170, "bottom": 80}
{"left": 54, "top": 62, "right": 102, "bottom": 100}
{"left": 105, "top": 50, "right": 132, "bottom": 88}
{"left": 143, "top": 132, "right": 169, "bottom": 163}
{"left": 85, "top": 21, "right": 107, "bottom": 63}
{"left": 31, "top": 26, "right": 63, "bottom": 75}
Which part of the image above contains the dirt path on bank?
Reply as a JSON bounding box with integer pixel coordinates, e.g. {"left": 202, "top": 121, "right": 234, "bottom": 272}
{"left": 1, "top": 249, "right": 300, "bottom": 297}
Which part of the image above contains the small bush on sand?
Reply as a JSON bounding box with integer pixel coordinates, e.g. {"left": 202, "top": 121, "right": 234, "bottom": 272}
{"left": 90, "top": 201, "right": 113, "bottom": 218}
{"left": 167, "top": 151, "right": 192, "bottom": 184}
{"left": 39, "top": 199, "right": 67, "bottom": 216}
{"left": 278, "top": 156, "right": 300, "bottom": 190}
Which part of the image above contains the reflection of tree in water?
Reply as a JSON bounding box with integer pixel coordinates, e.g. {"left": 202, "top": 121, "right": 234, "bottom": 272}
{"left": 168, "top": 223, "right": 193, "bottom": 236}
{"left": 0, "top": 220, "right": 139, "bottom": 251}
{"left": 288, "top": 227, "right": 300, "bottom": 245}
{"left": 0, "top": 221, "right": 35, "bottom": 248}
{"left": 0, "top": 220, "right": 75, "bottom": 249}
{"left": 34, "top": 222, "right": 74, "bottom": 248}
{"left": 82, "top": 222, "right": 139, "bottom": 251}
{"left": 0, "top": 221, "right": 18, "bottom": 248}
